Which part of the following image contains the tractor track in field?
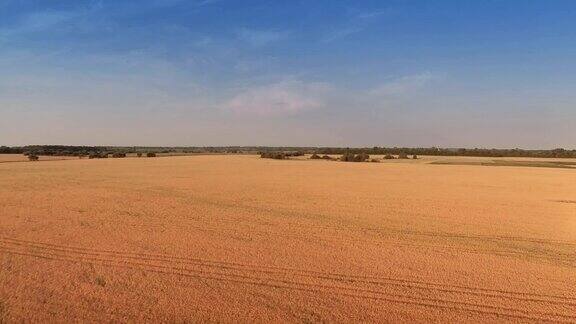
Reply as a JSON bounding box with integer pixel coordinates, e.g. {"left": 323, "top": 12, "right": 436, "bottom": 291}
{"left": 1, "top": 237, "right": 575, "bottom": 323}
{"left": 64, "top": 213, "right": 576, "bottom": 267}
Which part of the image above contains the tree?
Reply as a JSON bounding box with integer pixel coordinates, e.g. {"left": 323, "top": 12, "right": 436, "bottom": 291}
{"left": 341, "top": 153, "right": 369, "bottom": 162}
{"left": 355, "top": 153, "right": 370, "bottom": 162}
{"left": 340, "top": 153, "right": 355, "bottom": 162}
{"left": 260, "top": 152, "right": 286, "bottom": 159}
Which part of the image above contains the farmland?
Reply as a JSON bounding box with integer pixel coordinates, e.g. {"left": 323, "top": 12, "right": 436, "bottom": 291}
{"left": 0, "top": 155, "right": 575, "bottom": 322}
{"left": 0, "top": 154, "right": 78, "bottom": 163}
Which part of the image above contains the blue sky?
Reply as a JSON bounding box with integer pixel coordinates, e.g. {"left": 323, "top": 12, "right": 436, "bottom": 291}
{"left": 1, "top": 0, "right": 575, "bottom": 148}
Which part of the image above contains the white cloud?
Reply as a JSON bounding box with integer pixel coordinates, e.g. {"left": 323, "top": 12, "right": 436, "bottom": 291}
{"left": 0, "top": 49, "right": 207, "bottom": 116}
{"left": 369, "top": 72, "right": 437, "bottom": 97}
{"left": 322, "top": 26, "right": 364, "bottom": 42}
{"left": 236, "top": 28, "right": 288, "bottom": 46}
{"left": 0, "top": 10, "right": 76, "bottom": 41}
{"left": 322, "top": 7, "right": 390, "bottom": 42}
{"left": 225, "top": 80, "right": 331, "bottom": 116}
{"left": 146, "top": 0, "right": 219, "bottom": 8}
{"left": 195, "top": 0, "right": 224, "bottom": 6}
{"left": 223, "top": 73, "right": 439, "bottom": 118}
{"left": 357, "top": 10, "right": 390, "bottom": 19}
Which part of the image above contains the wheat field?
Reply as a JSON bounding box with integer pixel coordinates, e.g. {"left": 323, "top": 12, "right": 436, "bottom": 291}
{"left": 0, "top": 155, "right": 575, "bottom": 322}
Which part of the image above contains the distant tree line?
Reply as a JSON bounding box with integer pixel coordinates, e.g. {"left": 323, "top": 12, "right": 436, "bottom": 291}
{"left": 0, "top": 146, "right": 24, "bottom": 154}
{"left": 311, "top": 147, "right": 576, "bottom": 159}
{"left": 1, "top": 145, "right": 575, "bottom": 159}
{"left": 0, "top": 145, "right": 251, "bottom": 156}
{"left": 260, "top": 151, "right": 304, "bottom": 160}
{"left": 0, "top": 145, "right": 163, "bottom": 158}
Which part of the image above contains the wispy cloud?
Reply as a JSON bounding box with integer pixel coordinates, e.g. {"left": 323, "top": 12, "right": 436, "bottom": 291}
{"left": 195, "top": 0, "right": 224, "bottom": 6}
{"left": 322, "top": 7, "right": 389, "bottom": 42}
{"left": 146, "top": 0, "right": 220, "bottom": 8}
{"left": 322, "top": 26, "right": 364, "bottom": 42}
{"left": 369, "top": 72, "right": 437, "bottom": 97}
{"left": 83, "top": 0, "right": 220, "bottom": 19}
{"left": 356, "top": 9, "right": 391, "bottom": 20}
{"left": 234, "top": 57, "right": 276, "bottom": 73}
{"left": 224, "top": 72, "right": 438, "bottom": 117}
{"left": 236, "top": 28, "right": 289, "bottom": 46}
{"left": 0, "top": 10, "right": 77, "bottom": 40}
{"left": 225, "top": 79, "right": 331, "bottom": 116}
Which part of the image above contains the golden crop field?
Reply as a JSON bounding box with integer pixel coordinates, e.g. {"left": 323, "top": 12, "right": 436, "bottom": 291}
{"left": 0, "top": 155, "right": 575, "bottom": 322}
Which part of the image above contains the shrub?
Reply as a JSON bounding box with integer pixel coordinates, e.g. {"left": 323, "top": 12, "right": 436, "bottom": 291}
{"left": 28, "top": 155, "right": 39, "bottom": 161}
{"left": 260, "top": 152, "right": 286, "bottom": 160}
{"left": 310, "top": 154, "right": 321, "bottom": 159}
{"left": 340, "top": 153, "right": 354, "bottom": 162}
{"left": 398, "top": 152, "right": 409, "bottom": 159}
{"left": 88, "top": 152, "right": 108, "bottom": 159}
{"left": 412, "top": 154, "right": 418, "bottom": 159}
{"left": 322, "top": 155, "right": 333, "bottom": 160}
{"left": 384, "top": 154, "right": 395, "bottom": 159}
{"left": 341, "top": 153, "right": 369, "bottom": 162}
{"left": 137, "top": 153, "right": 142, "bottom": 157}
{"left": 112, "top": 153, "right": 126, "bottom": 158}
{"left": 355, "top": 153, "right": 370, "bottom": 162}
{"left": 263, "top": 151, "right": 304, "bottom": 158}
{"left": 370, "top": 158, "right": 379, "bottom": 163}
{"left": 146, "top": 153, "right": 157, "bottom": 157}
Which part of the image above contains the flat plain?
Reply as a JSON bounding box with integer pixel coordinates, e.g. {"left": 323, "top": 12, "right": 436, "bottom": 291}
{"left": 0, "top": 154, "right": 78, "bottom": 163}
{"left": 0, "top": 155, "right": 575, "bottom": 322}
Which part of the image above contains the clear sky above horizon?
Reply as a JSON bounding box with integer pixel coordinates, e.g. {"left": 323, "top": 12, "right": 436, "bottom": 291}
{"left": 1, "top": 0, "right": 575, "bottom": 148}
